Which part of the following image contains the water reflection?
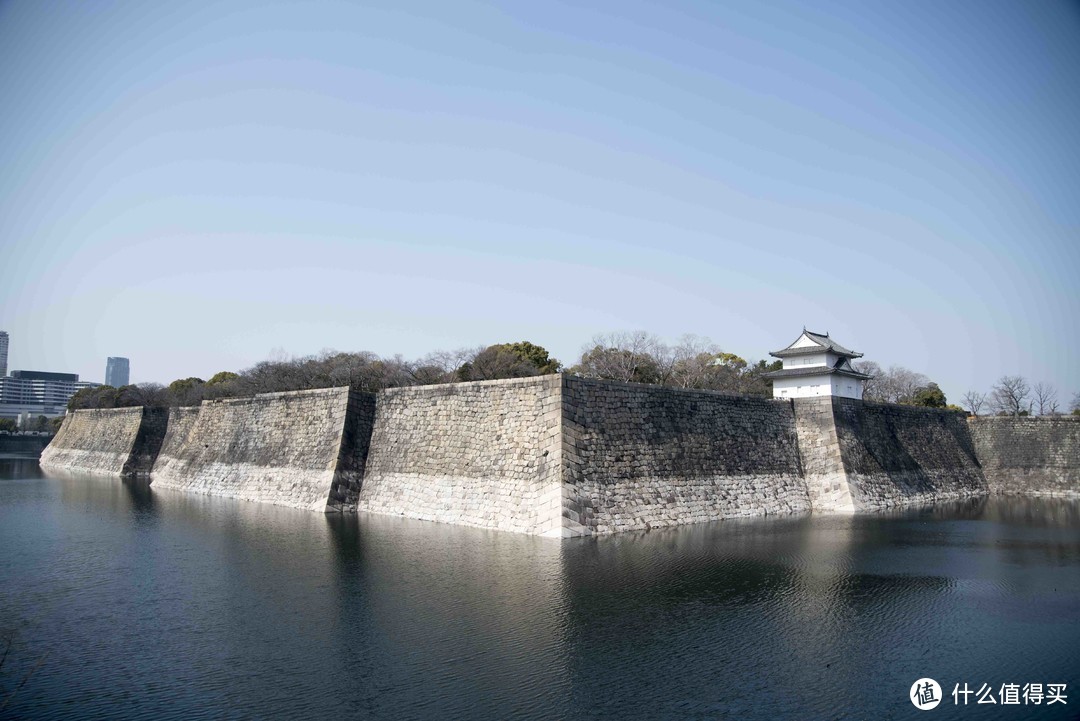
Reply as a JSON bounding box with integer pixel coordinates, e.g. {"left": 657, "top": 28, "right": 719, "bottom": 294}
{"left": 0, "top": 456, "right": 44, "bottom": 478}
{"left": 335, "top": 514, "right": 572, "bottom": 720}
{"left": 2, "top": 462, "right": 1078, "bottom": 720}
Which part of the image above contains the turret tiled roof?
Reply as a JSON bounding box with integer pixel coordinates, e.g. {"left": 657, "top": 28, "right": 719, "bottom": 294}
{"left": 769, "top": 330, "right": 863, "bottom": 359}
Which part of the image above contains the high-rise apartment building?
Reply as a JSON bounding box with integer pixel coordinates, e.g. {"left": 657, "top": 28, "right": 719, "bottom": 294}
{"left": 0, "top": 334, "right": 103, "bottom": 422}
{"left": 105, "top": 357, "right": 130, "bottom": 387}
{"left": 0, "top": 330, "right": 8, "bottom": 377}
{"left": 0, "top": 370, "right": 100, "bottom": 421}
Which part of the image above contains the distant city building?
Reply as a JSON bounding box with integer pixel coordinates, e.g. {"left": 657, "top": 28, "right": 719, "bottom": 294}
{"left": 0, "top": 370, "right": 100, "bottom": 421}
{"left": 105, "top": 357, "right": 130, "bottom": 387}
{"left": 9, "top": 370, "right": 79, "bottom": 382}
{"left": 764, "top": 329, "right": 872, "bottom": 400}
{"left": 0, "top": 330, "right": 8, "bottom": 377}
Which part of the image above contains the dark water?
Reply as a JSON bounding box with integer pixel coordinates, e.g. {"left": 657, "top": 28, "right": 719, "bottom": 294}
{"left": 2, "top": 460, "right": 1078, "bottom": 720}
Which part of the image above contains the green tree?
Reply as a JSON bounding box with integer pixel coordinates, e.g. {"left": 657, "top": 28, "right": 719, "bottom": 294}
{"left": 501, "top": 341, "right": 560, "bottom": 374}
{"left": 114, "top": 384, "right": 165, "bottom": 408}
{"left": 0, "top": 418, "right": 17, "bottom": 432}
{"left": 740, "top": 359, "right": 783, "bottom": 397}
{"left": 713, "top": 352, "right": 748, "bottom": 371}
{"left": 457, "top": 344, "right": 544, "bottom": 381}
{"left": 457, "top": 341, "right": 561, "bottom": 381}
{"left": 167, "top": 377, "right": 206, "bottom": 406}
{"left": 68, "top": 385, "right": 118, "bottom": 410}
{"left": 207, "top": 371, "right": 239, "bottom": 385}
{"left": 910, "top": 382, "right": 947, "bottom": 408}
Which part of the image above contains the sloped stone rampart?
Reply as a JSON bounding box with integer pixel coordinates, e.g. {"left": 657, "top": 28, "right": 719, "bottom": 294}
{"left": 792, "top": 398, "right": 854, "bottom": 511}
{"left": 40, "top": 407, "right": 167, "bottom": 476}
{"left": 968, "top": 416, "right": 1080, "bottom": 496}
{"left": 830, "top": 398, "right": 987, "bottom": 508}
{"left": 357, "top": 375, "right": 564, "bottom": 535}
{"left": 562, "top": 377, "right": 809, "bottom": 534}
{"left": 153, "top": 406, "right": 200, "bottom": 470}
{"left": 151, "top": 387, "right": 375, "bottom": 511}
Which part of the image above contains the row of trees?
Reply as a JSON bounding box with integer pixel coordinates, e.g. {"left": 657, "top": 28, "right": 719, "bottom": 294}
{"left": 0, "top": 416, "right": 59, "bottom": 433}
{"left": 851, "top": 361, "right": 951, "bottom": 408}
{"left": 960, "top": 377, "right": 1080, "bottom": 417}
{"left": 68, "top": 333, "right": 786, "bottom": 410}
{"left": 67, "top": 342, "right": 566, "bottom": 410}
{"left": 568, "top": 332, "right": 781, "bottom": 394}
{"left": 67, "top": 331, "right": 1073, "bottom": 416}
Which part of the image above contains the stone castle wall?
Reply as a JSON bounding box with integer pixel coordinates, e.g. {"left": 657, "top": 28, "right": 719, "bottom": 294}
{"left": 562, "top": 377, "right": 809, "bottom": 534}
{"left": 332, "top": 390, "right": 378, "bottom": 508}
{"left": 792, "top": 398, "right": 854, "bottom": 511}
{"left": 357, "top": 375, "right": 565, "bottom": 535}
{"left": 154, "top": 406, "right": 200, "bottom": 470}
{"left": 150, "top": 387, "right": 374, "bottom": 511}
{"left": 968, "top": 416, "right": 1080, "bottom": 496}
{"left": 37, "top": 375, "right": 1078, "bottom": 534}
{"left": 127, "top": 407, "right": 169, "bottom": 475}
{"left": 830, "top": 398, "right": 987, "bottom": 508}
{"left": 40, "top": 406, "right": 167, "bottom": 476}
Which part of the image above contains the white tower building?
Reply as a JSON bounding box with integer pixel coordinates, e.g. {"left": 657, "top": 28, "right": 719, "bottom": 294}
{"left": 764, "top": 329, "right": 871, "bottom": 400}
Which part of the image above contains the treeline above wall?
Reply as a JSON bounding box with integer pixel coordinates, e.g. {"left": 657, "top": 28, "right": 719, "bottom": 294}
{"left": 66, "top": 330, "right": 972, "bottom": 412}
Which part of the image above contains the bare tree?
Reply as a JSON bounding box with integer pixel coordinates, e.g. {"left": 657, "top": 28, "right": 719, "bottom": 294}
{"left": 392, "top": 347, "right": 474, "bottom": 386}
{"left": 991, "top": 375, "right": 1031, "bottom": 417}
{"left": 853, "top": 360, "right": 882, "bottom": 399}
{"left": 855, "top": 362, "right": 928, "bottom": 404}
{"left": 890, "top": 366, "right": 930, "bottom": 404}
{"left": 423, "top": 347, "right": 480, "bottom": 376}
{"left": 319, "top": 350, "right": 379, "bottom": 388}
{"left": 1032, "top": 383, "right": 1059, "bottom": 415}
{"left": 666, "top": 334, "right": 720, "bottom": 389}
{"left": 363, "top": 355, "right": 417, "bottom": 389}
{"left": 572, "top": 331, "right": 664, "bottom": 384}
{"left": 961, "top": 390, "right": 987, "bottom": 416}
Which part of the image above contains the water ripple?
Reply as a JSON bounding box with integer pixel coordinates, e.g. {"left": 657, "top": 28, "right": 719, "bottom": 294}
{"left": 1, "top": 464, "right": 1079, "bottom": 720}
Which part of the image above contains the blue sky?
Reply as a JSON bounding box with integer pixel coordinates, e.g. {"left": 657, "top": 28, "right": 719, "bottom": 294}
{"left": 1, "top": 0, "right": 1077, "bottom": 403}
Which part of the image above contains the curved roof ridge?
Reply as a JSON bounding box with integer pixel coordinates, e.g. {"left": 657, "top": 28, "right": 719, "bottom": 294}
{"left": 770, "top": 329, "right": 863, "bottom": 359}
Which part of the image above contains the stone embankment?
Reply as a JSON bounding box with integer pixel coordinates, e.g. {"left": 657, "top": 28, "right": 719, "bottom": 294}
{"left": 151, "top": 387, "right": 376, "bottom": 512}
{"left": 36, "top": 375, "right": 1080, "bottom": 534}
{"left": 357, "top": 375, "right": 565, "bottom": 535}
{"left": 40, "top": 406, "right": 167, "bottom": 476}
{"left": 561, "top": 377, "right": 809, "bottom": 534}
{"left": 817, "top": 398, "right": 987, "bottom": 509}
{"left": 969, "top": 416, "right": 1080, "bottom": 497}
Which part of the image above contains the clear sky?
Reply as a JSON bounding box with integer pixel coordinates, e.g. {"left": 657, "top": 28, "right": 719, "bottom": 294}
{"left": 1, "top": 0, "right": 1077, "bottom": 404}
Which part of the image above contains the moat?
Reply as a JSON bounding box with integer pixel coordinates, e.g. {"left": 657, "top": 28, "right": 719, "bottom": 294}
{"left": 2, "top": 459, "right": 1078, "bottom": 720}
